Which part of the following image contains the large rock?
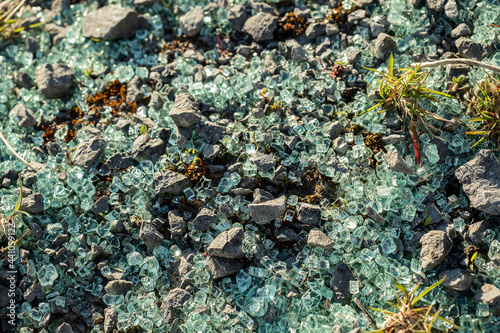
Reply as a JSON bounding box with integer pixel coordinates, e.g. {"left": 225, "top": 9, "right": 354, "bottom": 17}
{"left": 386, "top": 150, "right": 413, "bottom": 174}
{"left": 248, "top": 195, "right": 286, "bottom": 224}
{"left": 160, "top": 288, "right": 190, "bottom": 324}
{"left": 130, "top": 134, "right": 165, "bottom": 161}
{"left": 192, "top": 208, "right": 217, "bottom": 232}
{"left": 307, "top": 230, "right": 333, "bottom": 249}
{"left": 13, "top": 104, "right": 36, "bottom": 128}
{"left": 82, "top": 5, "right": 139, "bottom": 40}
{"left": 455, "top": 37, "right": 486, "bottom": 61}
{"left": 467, "top": 220, "right": 490, "bottom": 246}
{"left": 419, "top": 230, "right": 453, "bottom": 271}
{"left": 179, "top": 6, "right": 204, "bottom": 37}
{"left": 103, "top": 308, "right": 118, "bottom": 333}
{"left": 474, "top": 284, "right": 500, "bottom": 305}
{"left": 373, "top": 33, "right": 398, "bottom": 61}
{"left": 227, "top": 4, "right": 247, "bottom": 32}
{"left": 296, "top": 203, "right": 321, "bottom": 226}
{"left": 330, "top": 262, "right": 357, "bottom": 305}
{"left": 168, "top": 210, "right": 187, "bottom": 238}
{"left": 72, "top": 137, "right": 107, "bottom": 171}
{"left": 20, "top": 193, "right": 44, "bottom": 214}
{"left": 104, "top": 280, "right": 134, "bottom": 295}
{"left": 439, "top": 269, "right": 474, "bottom": 291}
{"left": 250, "top": 152, "right": 277, "bottom": 173}
{"left": 455, "top": 150, "right": 500, "bottom": 215}
{"left": 153, "top": 170, "right": 190, "bottom": 196}
{"left": 207, "top": 228, "right": 244, "bottom": 258}
{"left": 206, "top": 255, "right": 244, "bottom": 280}
{"left": 243, "top": 13, "right": 278, "bottom": 42}
{"left": 35, "top": 64, "right": 73, "bottom": 99}
{"left": 169, "top": 93, "right": 202, "bottom": 127}
{"left": 425, "top": 0, "right": 446, "bottom": 11}
{"left": 139, "top": 221, "right": 164, "bottom": 249}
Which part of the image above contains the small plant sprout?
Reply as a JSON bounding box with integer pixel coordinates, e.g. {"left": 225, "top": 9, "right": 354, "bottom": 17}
{"left": 464, "top": 72, "right": 500, "bottom": 148}
{"left": 1, "top": 178, "right": 31, "bottom": 252}
{"left": 367, "top": 277, "right": 460, "bottom": 333}
{"left": 216, "top": 30, "right": 229, "bottom": 57}
{"left": 360, "top": 54, "right": 455, "bottom": 166}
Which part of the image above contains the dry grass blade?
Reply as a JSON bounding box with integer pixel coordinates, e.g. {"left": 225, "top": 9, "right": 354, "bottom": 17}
{"left": 0, "top": 130, "right": 35, "bottom": 169}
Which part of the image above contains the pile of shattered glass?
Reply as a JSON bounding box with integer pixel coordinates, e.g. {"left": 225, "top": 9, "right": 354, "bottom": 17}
{"left": 0, "top": 0, "right": 499, "bottom": 332}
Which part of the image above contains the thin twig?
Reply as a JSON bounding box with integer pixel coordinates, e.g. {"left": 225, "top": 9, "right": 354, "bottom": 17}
{"left": 0, "top": 131, "right": 35, "bottom": 169}
{"left": 411, "top": 59, "right": 500, "bottom": 74}
{"left": 354, "top": 298, "right": 378, "bottom": 330}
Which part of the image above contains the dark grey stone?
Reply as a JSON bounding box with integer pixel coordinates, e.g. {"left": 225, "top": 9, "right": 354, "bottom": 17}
{"left": 439, "top": 269, "right": 474, "bottom": 291}
{"left": 426, "top": 0, "right": 446, "bottom": 11}
{"left": 207, "top": 227, "right": 244, "bottom": 258}
{"left": 308, "top": 229, "right": 333, "bottom": 249}
{"left": 102, "top": 153, "right": 135, "bottom": 170}
{"left": 52, "top": 234, "right": 70, "bottom": 247}
{"left": 130, "top": 134, "right": 165, "bottom": 161}
{"left": 373, "top": 33, "right": 398, "bottom": 61}
{"left": 296, "top": 203, "right": 321, "bottom": 226}
{"left": 333, "top": 137, "right": 348, "bottom": 155}
{"left": 252, "top": 188, "right": 274, "bottom": 204}
{"left": 134, "top": 0, "right": 159, "bottom": 6}
{"left": 154, "top": 170, "right": 190, "bottom": 196}
{"left": 386, "top": 150, "right": 413, "bottom": 174}
{"left": 305, "top": 23, "right": 326, "bottom": 39}
{"left": 425, "top": 203, "right": 442, "bottom": 224}
{"left": 139, "top": 221, "right": 164, "bottom": 249}
{"left": 274, "top": 228, "right": 300, "bottom": 242}
{"left": 444, "top": 0, "right": 458, "bottom": 19}
{"left": 31, "top": 223, "right": 43, "bottom": 239}
{"left": 227, "top": 4, "right": 247, "bottom": 32}
{"left": 14, "top": 104, "right": 37, "bottom": 128}
{"left": 330, "top": 262, "right": 357, "bottom": 305}
{"left": 104, "top": 280, "right": 134, "bottom": 295}
{"left": 82, "top": 5, "right": 139, "bottom": 40}
{"left": 206, "top": 255, "right": 244, "bottom": 280}
{"left": 104, "top": 308, "right": 118, "bottom": 333}
{"left": 243, "top": 13, "right": 278, "bottom": 42}
{"left": 456, "top": 150, "right": 500, "bottom": 215}
{"left": 419, "top": 230, "right": 453, "bottom": 270}
{"left": 169, "top": 93, "right": 202, "bottom": 127}
{"left": 196, "top": 121, "right": 226, "bottom": 144}
{"left": 203, "top": 144, "right": 221, "bottom": 159}
{"left": 55, "top": 323, "right": 72, "bottom": 333}
{"left": 72, "top": 137, "right": 107, "bottom": 171}
{"left": 149, "top": 91, "right": 164, "bottom": 110}
{"left": 20, "top": 193, "right": 44, "bottom": 214}
{"left": 161, "top": 288, "right": 190, "bottom": 324}
{"left": 15, "top": 72, "right": 33, "bottom": 89}
{"left": 474, "top": 284, "right": 500, "bottom": 305}
{"left": 193, "top": 208, "right": 217, "bottom": 232}
{"left": 450, "top": 23, "right": 472, "bottom": 38}
{"left": 250, "top": 152, "right": 277, "bottom": 173}
{"left": 35, "top": 63, "right": 73, "bottom": 99}
{"left": 327, "top": 121, "right": 343, "bottom": 139}
{"left": 468, "top": 220, "right": 490, "bottom": 246}
{"left": 168, "top": 210, "right": 186, "bottom": 238}
{"left": 92, "top": 196, "right": 109, "bottom": 215}
{"left": 179, "top": 6, "right": 204, "bottom": 37}
{"left": 446, "top": 64, "right": 470, "bottom": 79}
{"left": 287, "top": 40, "right": 308, "bottom": 63}
{"left": 456, "top": 37, "right": 486, "bottom": 61}
{"left": 248, "top": 195, "right": 286, "bottom": 225}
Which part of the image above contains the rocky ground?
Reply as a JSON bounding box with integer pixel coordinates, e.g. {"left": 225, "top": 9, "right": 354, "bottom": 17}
{"left": 0, "top": 0, "right": 500, "bottom": 332}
